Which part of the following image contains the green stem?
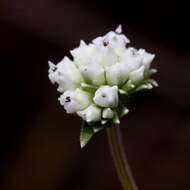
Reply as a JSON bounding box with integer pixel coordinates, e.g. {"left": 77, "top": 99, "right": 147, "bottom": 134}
{"left": 107, "top": 124, "right": 138, "bottom": 190}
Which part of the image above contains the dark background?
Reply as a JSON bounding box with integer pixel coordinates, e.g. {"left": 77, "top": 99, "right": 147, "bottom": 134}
{"left": 0, "top": 0, "right": 187, "bottom": 190}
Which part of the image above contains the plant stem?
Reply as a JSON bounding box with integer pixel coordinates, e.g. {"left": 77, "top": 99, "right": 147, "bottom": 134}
{"left": 107, "top": 124, "right": 138, "bottom": 190}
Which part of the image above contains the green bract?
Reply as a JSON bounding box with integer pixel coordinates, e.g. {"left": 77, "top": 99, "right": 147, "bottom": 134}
{"left": 48, "top": 25, "right": 158, "bottom": 147}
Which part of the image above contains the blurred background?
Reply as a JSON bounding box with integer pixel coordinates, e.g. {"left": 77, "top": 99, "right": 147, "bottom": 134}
{"left": 0, "top": 0, "right": 187, "bottom": 190}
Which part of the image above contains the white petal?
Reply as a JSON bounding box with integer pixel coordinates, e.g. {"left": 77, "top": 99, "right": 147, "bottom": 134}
{"left": 93, "top": 45, "right": 118, "bottom": 67}
{"left": 105, "top": 62, "right": 130, "bottom": 86}
{"left": 48, "top": 57, "right": 83, "bottom": 92}
{"left": 100, "top": 46, "right": 118, "bottom": 67}
{"left": 71, "top": 41, "right": 95, "bottom": 67}
{"left": 70, "top": 40, "right": 87, "bottom": 58}
{"left": 102, "top": 108, "right": 114, "bottom": 119}
{"left": 92, "top": 28, "right": 130, "bottom": 54}
{"left": 104, "top": 31, "right": 130, "bottom": 51}
{"left": 138, "top": 49, "right": 155, "bottom": 72}
{"left": 118, "top": 48, "right": 143, "bottom": 71}
{"left": 115, "top": 25, "right": 122, "bottom": 34}
{"left": 93, "top": 86, "right": 118, "bottom": 108}
{"left": 79, "top": 63, "right": 105, "bottom": 86}
{"left": 48, "top": 61, "right": 56, "bottom": 73}
{"left": 59, "top": 89, "right": 91, "bottom": 113}
{"left": 92, "top": 37, "right": 103, "bottom": 45}
{"left": 77, "top": 104, "right": 101, "bottom": 123}
{"left": 129, "top": 66, "right": 145, "bottom": 84}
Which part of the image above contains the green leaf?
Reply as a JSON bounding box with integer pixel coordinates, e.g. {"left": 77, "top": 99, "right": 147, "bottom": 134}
{"left": 80, "top": 122, "right": 94, "bottom": 148}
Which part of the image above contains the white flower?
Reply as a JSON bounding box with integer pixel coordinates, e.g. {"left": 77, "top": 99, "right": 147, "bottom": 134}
{"left": 93, "top": 86, "right": 119, "bottom": 108}
{"left": 48, "top": 57, "right": 83, "bottom": 92}
{"left": 59, "top": 89, "right": 91, "bottom": 113}
{"left": 102, "top": 108, "right": 114, "bottom": 119}
{"left": 77, "top": 104, "right": 101, "bottom": 123}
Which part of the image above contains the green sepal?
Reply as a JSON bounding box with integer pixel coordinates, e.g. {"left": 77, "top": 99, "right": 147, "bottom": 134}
{"left": 135, "top": 79, "right": 158, "bottom": 92}
{"left": 120, "top": 107, "right": 129, "bottom": 117}
{"left": 93, "top": 125, "right": 104, "bottom": 133}
{"left": 80, "top": 83, "right": 97, "bottom": 93}
{"left": 101, "top": 119, "right": 108, "bottom": 125}
{"left": 119, "top": 89, "right": 127, "bottom": 95}
{"left": 112, "top": 111, "right": 120, "bottom": 124}
{"left": 80, "top": 121, "right": 94, "bottom": 148}
{"left": 135, "top": 83, "right": 153, "bottom": 92}
{"left": 147, "top": 69, "right": 157, "bottom": 77}
{"left": 92, "top": 120, "right": 110, "bottom": 133}
{"left": 145, "top": 79, "right": 158, "bottom": 87}
{"left": 122, "top": 80, "right": 135, "bottom": 92}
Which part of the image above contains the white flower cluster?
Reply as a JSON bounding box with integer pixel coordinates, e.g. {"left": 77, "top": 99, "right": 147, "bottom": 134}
{"left": 48, "top": 25, "right": 156, "bottom": 124}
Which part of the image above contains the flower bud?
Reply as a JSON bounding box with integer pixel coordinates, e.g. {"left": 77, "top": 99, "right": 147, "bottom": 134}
{"left": 93, "top": 25, "right": 130, "bottom": 52}
{"left": 102, "top": 108, "right": 114, "bottom": 119}
{"left": 138, "top": 49, "right": 155, "bottom": 74}
{"left": 119, "top": 48, "right": 143, "bottom": 72}
{"left": 77, "top": 104, "right": 101, "bottom": 123}
{"left": 59, "top": 89, "right": 91, "bottom": 113}
{"left": 80, "top": 63, "right": 105, "bottom": 86}
{"left": 93, "top": 86, "right": 118, "bottom": 108}
{"left": 70, "top": 40, "right": 94, "bottom": 66}
{"left": 105, "top": 62, "right": 130, "bottom": 86}
{"left": 129, "top": 66, "right": 145, "bottom": 84}
{"left": 97, "top": 46, "right": 118, "bottom": 67}
{"left": 48, "top": 57, "right": 82, "bottom": 92}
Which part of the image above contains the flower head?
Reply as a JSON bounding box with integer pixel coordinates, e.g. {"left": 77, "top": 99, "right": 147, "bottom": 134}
{"left": 49, "top": 25, "right": 158, "bottom": 147}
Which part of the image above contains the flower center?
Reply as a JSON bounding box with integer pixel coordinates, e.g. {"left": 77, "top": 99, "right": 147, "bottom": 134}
{"left": 101, "top": 93, "right": 107, "bottom": 98}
